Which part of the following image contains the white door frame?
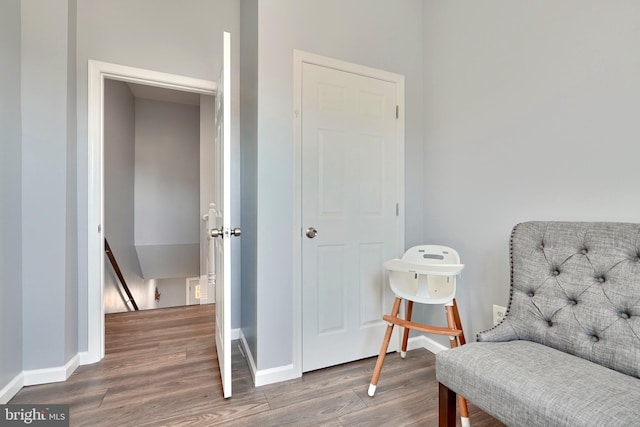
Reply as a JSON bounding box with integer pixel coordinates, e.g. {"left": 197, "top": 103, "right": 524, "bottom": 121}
{"left": 292, "top": 51, "right": 405, "bottom": 377}
{"left": 85, "top": 60, "right": 216, "bottom": 364}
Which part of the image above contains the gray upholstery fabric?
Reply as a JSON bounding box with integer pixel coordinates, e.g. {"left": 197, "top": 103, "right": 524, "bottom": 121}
{"left": 436, "top": 340, "right": 640, "bottom": 427}
{"left": 479, "top": 221, "right": 640, "bottom": 379}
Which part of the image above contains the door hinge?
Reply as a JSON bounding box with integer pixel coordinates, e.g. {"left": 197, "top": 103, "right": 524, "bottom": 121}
{"left": 396, "top": 203, "right": 399, "bottom": 216}
{"left": 395, "top": 105, "right": 399, "bottom": 119}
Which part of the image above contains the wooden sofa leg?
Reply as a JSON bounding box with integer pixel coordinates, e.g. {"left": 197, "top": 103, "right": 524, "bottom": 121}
{"left": 439, "top": 382, "right": 457, "bottom": 427}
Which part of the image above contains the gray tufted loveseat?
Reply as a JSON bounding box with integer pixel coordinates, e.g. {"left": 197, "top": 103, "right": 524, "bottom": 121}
{"left": 436, "top": 221, "right": 640, "bottom": 427}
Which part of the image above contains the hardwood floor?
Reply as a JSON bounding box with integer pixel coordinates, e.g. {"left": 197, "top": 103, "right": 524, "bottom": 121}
{"left": 10, "top": 305, "right": 504, "bottom": 426}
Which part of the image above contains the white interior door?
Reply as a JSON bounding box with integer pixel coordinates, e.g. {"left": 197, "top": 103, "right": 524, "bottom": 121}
{"left": 301, "top": 62, "right": 402, "bottom": 372}
{"left": 208, "top": 31, "right": 233, "bottom": 398}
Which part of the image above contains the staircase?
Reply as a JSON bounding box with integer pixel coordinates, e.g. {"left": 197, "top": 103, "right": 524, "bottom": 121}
{"left": 104, "top": 238, "right": 139, "bottom": 311}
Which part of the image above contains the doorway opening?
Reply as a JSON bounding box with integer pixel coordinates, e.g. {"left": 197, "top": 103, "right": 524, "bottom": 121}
{"left": 102, "top": 78, "right": 214, "bottom": 314}
{"left": 86, "top": 60, "right": 217, "bottom": 364}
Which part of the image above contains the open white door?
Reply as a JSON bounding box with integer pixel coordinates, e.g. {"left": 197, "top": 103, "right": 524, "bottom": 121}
{"left": 207, "top": 31, "right": 237, "bottom": 399}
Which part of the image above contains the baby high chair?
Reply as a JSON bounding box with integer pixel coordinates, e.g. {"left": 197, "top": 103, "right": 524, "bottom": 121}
{"left": 368, "top": 245, "right": 471, "bottom": 427}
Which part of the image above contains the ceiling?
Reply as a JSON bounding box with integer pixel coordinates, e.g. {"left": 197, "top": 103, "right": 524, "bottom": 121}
{"left": 127, "top": 82, "right": 201, "bottom": 106}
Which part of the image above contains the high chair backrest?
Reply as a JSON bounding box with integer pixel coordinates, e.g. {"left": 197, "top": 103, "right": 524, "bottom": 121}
{"left": 387, "top": 245, "right": 462, "bottom": 305}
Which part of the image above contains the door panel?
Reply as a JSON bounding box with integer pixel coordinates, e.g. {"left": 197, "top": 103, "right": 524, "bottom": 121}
{"left": 359, "top": 243, "right": 385, "bottom": 326}
{"left": 210, "top": 31, "right": 232, "bottom": 398}
{"left": 317, "top": 245, "right": 347, "bottom": 335}
{"left": 302, "top": 63, "right": 400, "bottom": 372}
{"left": 318, "top": 130, "right": 346, "bottom": 215}
{"left": 358, "top": 135, "right": 385, "bottom": 215}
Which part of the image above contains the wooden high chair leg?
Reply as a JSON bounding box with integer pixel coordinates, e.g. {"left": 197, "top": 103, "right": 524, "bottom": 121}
{"left": 368, "top": 297, "right": 402, "bottom": 397}
{"left": 401, "top": 300, "right": 413, "bottom": 358}
{"left": 445, "top": 304, "right": 471, "bottom": 427}
{"left": 452, "top": 298, "right": 466, "bottom": 345}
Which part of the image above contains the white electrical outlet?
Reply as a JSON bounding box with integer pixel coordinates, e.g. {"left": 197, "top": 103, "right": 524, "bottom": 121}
{"left": 493, "top": 304, "right": 506, "bottom": 325}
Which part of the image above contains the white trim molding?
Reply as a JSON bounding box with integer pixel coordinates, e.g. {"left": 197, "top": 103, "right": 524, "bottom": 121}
{"left": 239, "top": 331, "right": 297, "bottom": 387}
{"left": 0, "top": 373, "right": 24, "bottom": 404}
{"left": 78, "top": 351, "right": 91, "bottom": 366}
{"left": 0, "top": 354, "right": 82, "bottom": 403}
{"left": 23, "top": 354, "right": 80, "bottom": 387}
{"left": 407, "top": 334, "right": 449, "bottom": 354}
{"left": 231, "top": 328, "right": 241, "bottom": 340}
{"left": 254, "top": 364, "right": 297, "bottom": 388}
{"left": 86, "top": 60, "right": 217, "bottom": 365}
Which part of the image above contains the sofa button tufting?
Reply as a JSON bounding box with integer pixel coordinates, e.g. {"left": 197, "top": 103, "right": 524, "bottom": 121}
{"left": 591, "top": 335, "right": 599, "bottom": 343}
{"left": 581, "top": 248, "right": 588, "bottom": 255}
{"left": 553, "top": 270, "right": 560, "bottom": 277}
{"left": 547, "top": 320, "right": 553, "bottom": 327}
{"left": 528, "top": 291, "right": 535, "bottom": 297}
{"left": 569, "top": 299, "right": 577, "bottom": 305}
{"left": 539, "top": 243, "right": 545, "bottom": 250}
{"left": 620, "top": 312, "right": 630, "bottom": 319}
{"left": 597, "top": 276, "right": 605, "bottom": 283}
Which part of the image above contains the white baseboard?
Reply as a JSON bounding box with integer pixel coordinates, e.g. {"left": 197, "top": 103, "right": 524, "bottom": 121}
{"left": 0, "top": 334, "right": 447, "bottom": 404}
{"left": 78, "top": 351, "right": 92, "bottom": 366}
{"left": 0, "top": 372, "right": 24, "bottom": 404}
{"left": 239, "top": 331, "right": 258, "bottom": 383}
{"left": 239, "top": 331, "right": 298, "bottom": 387}
{"left": 234, "top": 332, "right": 446, "bottom": 390}
{"left": 406, "top": 334, "right": 449, "bottom": 354}
{"left": 231, "top": 328, "right": 241, "bottom": 340}
{"left": 23, "top": 354, "right": 80, "bottom": 387}
{"left": 65, "top": 354, "right": 80, "bottom": 379}
{"left": 254, "top": 363, "right": 297, "bottom": 387}
{"left": 246, "top": 334, "right": 443, "bottom": 387}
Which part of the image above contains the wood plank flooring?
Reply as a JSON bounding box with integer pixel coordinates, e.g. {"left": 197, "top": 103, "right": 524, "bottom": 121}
{"left": 10, "top": 305, "right": 504, "bottom": 426}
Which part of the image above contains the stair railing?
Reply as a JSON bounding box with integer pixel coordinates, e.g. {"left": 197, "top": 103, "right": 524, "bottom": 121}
{"left": 104, "top": 238, "right": 139, "bottom": 311}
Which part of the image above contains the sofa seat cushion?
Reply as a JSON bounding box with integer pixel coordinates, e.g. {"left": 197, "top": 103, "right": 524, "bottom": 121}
{"left": 436, "top": 340, "right": 640, "bottom": 427}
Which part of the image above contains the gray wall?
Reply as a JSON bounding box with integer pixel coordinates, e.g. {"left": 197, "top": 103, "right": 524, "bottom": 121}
{"left": 0, "top": 0, "right": 23, "bottom": 394}
{"left": 76, "top": 0, "right": 241, "bottom": 350}
{"left": 134, "top": 98, "right": 200, "bottom": 282}
{"left": 103, "top": 79, "right": 152, "bottom": 313}
{"left": 134, "top": 98, "right": 200, "bottom": 247}
{"left": 421, "top": 1, "right": 640, "bottom": 343}
{"left": 240, "top": 0, "right": 259, "bottom": 365}
{"left": 253, "top": 0, "right": 424, "bottom": 370}
{"left": 64, "top": 0, "right": 78, "bottom": 364}
{"left": 21, "top": 0, "right": 78, "bottom": 371}
{"left": 155, "top": 278, "right": 188, "bottom": 309}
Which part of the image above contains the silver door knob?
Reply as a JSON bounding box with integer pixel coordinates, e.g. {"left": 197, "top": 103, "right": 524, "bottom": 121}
{"left": 306, "top": 227, "right": 318, "bottom": 239}
{"left": 210, "top": 228, "right": 223, "bottom": 238}
{"left": 230, "top": 228, "right": 242, "bottom": 237}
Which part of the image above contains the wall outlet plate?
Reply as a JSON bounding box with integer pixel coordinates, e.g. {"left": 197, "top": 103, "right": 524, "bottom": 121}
{"left": 493, "top": 304, "right": 506, "bottom": 325}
